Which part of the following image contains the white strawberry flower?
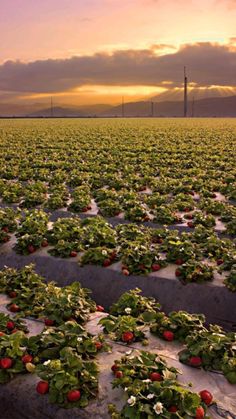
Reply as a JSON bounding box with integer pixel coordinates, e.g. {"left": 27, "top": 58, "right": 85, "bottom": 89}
{"left": 142, "top": 379, "right": 151, "bottom": 383}
{"left": 101, "top": 249, "right": 108, "bottom": 256}
{"left": 77, "top": 337, "right": 83, "bottom": 342}
{"left": 125, "top": 307, "right": 132, "bottom": 314}
{"left": 147, "top": 393, "right": 155, "bottom": 399}
{"left": 43, "top": 360, "right": 51, "bottom": 366}
{"left": 153, "top": 402, "right": 164, "bottom": 415}
{"left": 127, "top": 396, "right": 136, "bottom": 406}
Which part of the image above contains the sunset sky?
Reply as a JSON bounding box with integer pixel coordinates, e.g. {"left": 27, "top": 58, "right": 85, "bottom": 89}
{"left": 1, "top": 0, "right": 236, "bottom": 106}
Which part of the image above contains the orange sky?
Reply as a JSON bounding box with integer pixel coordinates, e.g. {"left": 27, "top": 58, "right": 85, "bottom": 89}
{"left": 1, "top": 0, "right": 236, "bottom": 105}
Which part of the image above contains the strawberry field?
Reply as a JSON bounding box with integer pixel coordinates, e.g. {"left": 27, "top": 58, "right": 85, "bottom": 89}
{"left": 0, "top": 118, "right": 235, "bottom": 418}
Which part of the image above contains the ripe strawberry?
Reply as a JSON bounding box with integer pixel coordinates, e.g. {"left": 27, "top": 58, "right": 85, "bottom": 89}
{"left": 110, "top": 251, "right": 117, "bottom": 260}
{"left": 187, "top": 221, "right": 194, "bottom": 228}
{"left": 41, "top": 240, "right": 48, "bottom": 247}
{"left": 95, "top": 341, "right": 102, "bottom": 350}
{"left": 6, "top": 321, "right": 15, "bottom": 330}
{"left": 212, "top": 193, "right": 217, "bottom": 198}
{"left": 121, "top": 331, "right": 134, "bottom": 343}
{"left": 175, "top": 258, "right": 184, "bottom": 265}
{"left": 115, "top": 370, "right": 123, "bottom": 378}
{"left": 151, "top": 263, "right": 161, "bottom": 271}
{"left": 2, "top": 226, "right": 9, "bottom": 233}
{"left": 149, "top": 372, "right": 162, "bottom": 382}
{"left": 36, "top": 380, "right": 49, "bottom": 394}
{"left": 189, "top": 356, "right": 202, "bottom": 367}
{"left": 111, "top": 364, "right": 119, "bottom": 373}
{"left": 67, "top": 389, "right": 81, "bottom": 402}
{"left": 96, "top": 305, "right": 104, "bottom": 312}
{"left": 163, "top": 330, "right": 174, "bottom": 341}
{"left": 82, "top": 207, "right": 88, "bottom": 212}
{"left": 122, "top": 269, "right": 130, "bottom": 276}
{"left": 217, "top": 259, "right": 224, "bottom": 266}
{"left": 22, "top": 354, "right": 33, "bottom": 364}
{"left": 103, "top": 258, "right": 111, "bottom": 267}
{"left": 28, "top": 244, "right": 36, "bottom": 254}
{"left": 11, "top": 329, "right": 18, "bottom": 334}
{"left": 3, "top": 236, "right": 9, "bottom": 242}
{"left": 143, "top": 215, "right": 150, "bottom": 222}
{"left": 168, "top": 406, "right": 178, "bottom": 413}
{"left": 44, "top": 318, "right": 54, "bottom": 326}
{"left": 87, "top": 205, "right": 92, "bottom": 210}
{"left": 175, "top": 269, "right": 182, "bottom": 277}
{"left": 9, "top": 303, "right": 20, "bottom": 313}
{"left": 70, "top": 250, "right": 77, "bottom": 257}
{"left": 9, "top": 291, "right": 17, "bottom": 298}
{"left": 195, "top": 406, "right": 205, "bottom": 419}
{"left": 199, "top": 390, "right": 213, "bottom": 406}
{"left": 0, "top": 332, "right": 5, "bottom": 336}
{"left": 184, "top": 208, "right": 190, "bottom": 212}
{"left": 0, "top": 358, "right": 13, "bottom": 369}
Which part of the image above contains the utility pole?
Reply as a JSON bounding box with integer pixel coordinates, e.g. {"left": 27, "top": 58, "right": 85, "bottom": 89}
{"left": 184, "top": 67, "right": 188, "bottom": 117}
{"left": 50, "top": 97, "right": 54, "bottom": 118}
{"left": 121, "top": 96, "right": 125, "bottom": 117}
{"left": 151, "top": 101, "right": 154, "bottom": 117}
{"left": 192, "top": 96, "right": 195, "bottom": 117}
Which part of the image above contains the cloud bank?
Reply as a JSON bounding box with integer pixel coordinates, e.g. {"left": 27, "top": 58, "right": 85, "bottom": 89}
{"left": 0, "top": 42, "right": 236, "bottom": 95}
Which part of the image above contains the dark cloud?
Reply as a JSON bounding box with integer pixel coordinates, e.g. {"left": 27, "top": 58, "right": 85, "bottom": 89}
{"left": 0, "top": 42, "right": 236, "bottom": 94}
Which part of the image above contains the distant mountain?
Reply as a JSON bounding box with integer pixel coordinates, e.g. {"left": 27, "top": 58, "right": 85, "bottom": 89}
{"left": 101, "top": 95, "right": 236, "bottom": 117}
{"left": 1, "top": 95, "right": 236, "bottom": 118}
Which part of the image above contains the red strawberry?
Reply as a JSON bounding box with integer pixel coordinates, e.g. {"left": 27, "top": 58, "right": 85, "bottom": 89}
{"left": 22, "top": 354, "right": 33, "bottom": 364}
{"left": 70, "top": 250, "right": 77, "bottom": 257}
{"left": 184, "top": 208, "right": 190, "bottom": 212}
{"left": 139, "top": 264, "right": 146, "bottom": 271}
{"left": 217, "top": 259, "right": 224, "bottom": 266}
{"left": 212, "top": 193, "right": 217, "bottom": 198}
{"left": 36, "top": 380, "right": 49, "bottom": 394}
{"left": 87, "top": 205, "right": 92, "bottom": 210}
{"left": 151, "top": 263, "right": 161, "bottom": 271}
{"left": 9, "top": 304, "right": 20, "bottom": 313}
{"left": 6, "top": 321, "right": 15, "bottom": 330}
{"left": 103, "top": 258, "right": 111, "bottom": 267}
{"left": 96, "top": 305, "right": 104, "bottom": 312}
{"left": 28, "top": 244, "right": 36, "bottom": 254}
{"left": 143, "top": 215, "right": 150, "bottom": 222}
{"left": 3, "top": 236, "right": 9, "bottom": 242}
{"left": 168, "top": 406, "right": 178, "bottom": 413}
{"left": 189, "top": 356, "right": 202, "bottom": 367}
{"left": 9, "top": 291, "right": 17, "bottom": 298}
{"left": 122, "top": 269, "right": 130, "bottom": 276}
{"left": 199, "top": 390, "right": 213, "bottom": 406}
{"left": 95, "top": 341, "right": 102, "bottom": 350}
{"left": 115, "top": 370, "right": 123, "bottom": 378}
{"left": 111, "top": 364, "right": 119, "bottom": 373}
{"left": 195, "top": 406, "right": 205, "bottom": 419}
{"left": 149, "top": 372, "right": 162, "bottom": 382}
{"left": 2, "top": 226, "right": 9, "bottom": 233}
{"left": 175, "top": 258, "right": 184, "bottom": 265}
{"left": 163, "top": 330, "right": 174, "bottom": 341}
{"left": 67, "top": 389, "right": 81, "bottom": 402}
{"left": 11, "top": 329, "right": 18, "bottom": 334}
{"left": 187, "top": 221, "right": 194, "bottom": 228}
{"left": 175, "top": 269, "right": 182, "bottom": 277}
{"left": 121, "top": 331, "right": 134, "bottom": 343}
{"left": 0, "top": 358, "right": 13, "bottom": 369}
{"left": 41, "top": 240, "right": 48, "bottom": 247}
{"left": 44, "top": 318, "right": 54, "bottom": 326}
{"left": 0, "top": 332, "right": 5, "bottom": 336}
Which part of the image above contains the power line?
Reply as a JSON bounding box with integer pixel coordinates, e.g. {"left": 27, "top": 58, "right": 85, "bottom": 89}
{"left": 184, "top": 66, "right": 188, "bottom": 117}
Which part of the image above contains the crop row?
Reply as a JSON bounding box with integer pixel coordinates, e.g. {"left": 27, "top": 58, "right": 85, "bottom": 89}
{"left": 1, "top": 209, "right": 235, "bottom": 290}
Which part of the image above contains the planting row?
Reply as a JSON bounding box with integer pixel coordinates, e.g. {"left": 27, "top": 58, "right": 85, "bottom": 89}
{"left": 1, "top": 265, "right": 235, "bottom": 417}
{"left": 1, "top": 210, "right": 235, "bottom": 290}
{"left": 0, "top": 182, "right": 236, "bottom": 234}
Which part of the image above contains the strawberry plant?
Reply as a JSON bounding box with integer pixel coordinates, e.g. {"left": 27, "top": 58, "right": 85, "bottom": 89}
{"left": 0, "top": 313, "right": 28, "bottom": 335}
{"left": 99, "top": 315, "right": 147, "bottom": 344}
{"left": 175, "top": 261, "right": 214, "bottom": 284}
{"left": 35, "top": 347, "right": 99, "bottom": 408}
{"left": 109, "top": 288, "right": 161, "bottom": 323}
{"left": 109, "top": 350, "right": 211, "bottom": 418}
{"left": 150, "top": 311, "right": 206, "bottom": 343}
